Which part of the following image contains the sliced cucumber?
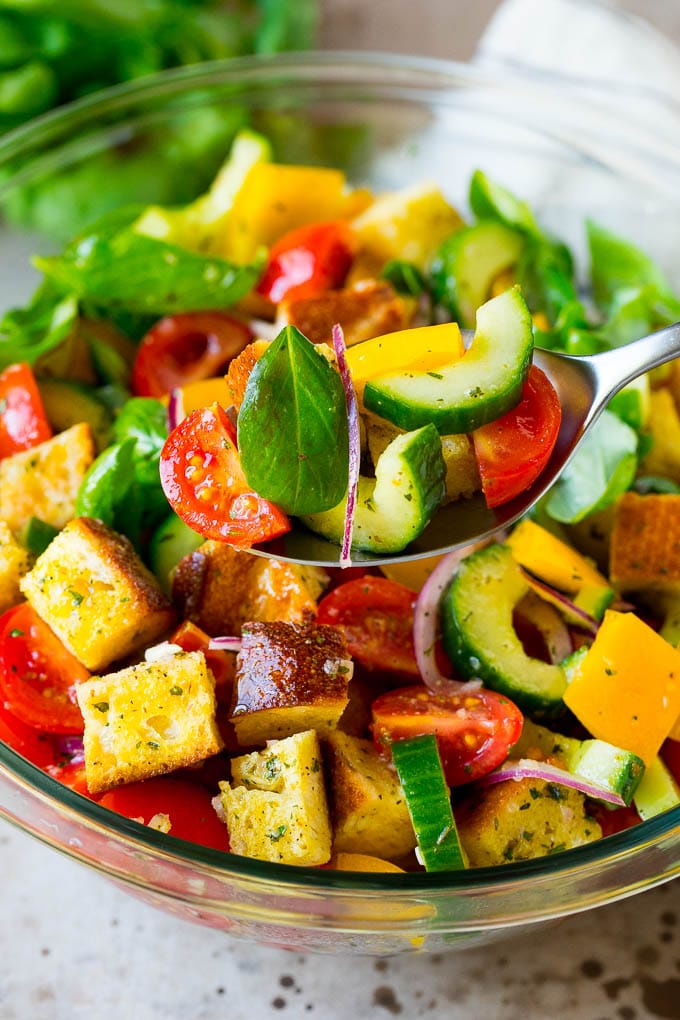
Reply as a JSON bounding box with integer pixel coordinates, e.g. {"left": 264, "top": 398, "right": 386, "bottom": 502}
{"left": 431, "top": 221, "right": 525, "bottom": 328}
{"left": 513, "top": 720, "right": 645, "bottom": 804}
{"left": 363, "top": 287, "right": 533, "bottom": 435}
{"left": 149, "top": 512, "right": 204, "bottom": 593}
{"left": 634, "top": 756, "right": 680, "bottom": 820}
{"left": 440, "top": 543, "right": 567, "bottom": 715}
{"left": 390, "top": 734, "right": 466, "bottom": 872}
{"left": 301, "top": 424, "right": 446, "bottom": 555}
{"left": 38, "top": 378, "right": 112, "bottom": 452}
{"left": 573, "top": 585, "right": 615, "bottom": 622}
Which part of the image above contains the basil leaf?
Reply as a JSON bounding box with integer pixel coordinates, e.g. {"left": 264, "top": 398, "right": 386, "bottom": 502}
{"left": 545, "top": 411, "right": 638, "bottom": 524}
{"left": 381, "top": 259, "right": 428, "bottom": 297}
{"left": 34, "top": 228, "right": 264, "bottom": 315}
{"left": 76, "top": 439, "right": 136, "bottom": 526}
{"left": 469, "top": 169, "right": 541, "bottom": 237}
{"left": 0, "top": 282, "right": 78, "bottom": 370}
{"left": 238, "top": 325, "right": 349, "bottom": 514}
{"left": 587, "top": 220, "right": 676, "bottom": 312}
{"left": 114, "top": 397, "right": 168, "bottom": 459}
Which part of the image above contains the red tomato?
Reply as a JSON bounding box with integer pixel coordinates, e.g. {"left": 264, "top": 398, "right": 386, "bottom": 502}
{"left": 661, "top": 738, "right": 680, "bottom": 785}
{"left": 132, "top": 312, "right": 253, "bottom": 398}
{"left": 316, "top": 576, "right": 419, "bottom": 676}
{"left": 588, "top": 802, "right": 641, "bottom": 838}
{"left": 371, "top": 683, "right": 524, "bottom": 785}
{"left": 256, "top": 220, "right": 354, "bottom": 304}
{"left": 159, "top": 402, "right": 290, "bottom": 547}
{"left": 45, "top": 761, "right": 93, "bottom": 797}
{"left": 0, "top": 699, "right": 56, "bottom": 768}
{"left": 170, "top": 620, "right": 235, "bottom": 702}
{"left": 0, "top": 604, "right": 89, "bottom": 734}
{"left": 472, "top": 365, "right": 562, "bottom": 509}
{"left": 0, "top": 362, "right": 52, "bottom": 458}
{"left": 98, "top": 777, "right": 230, "bottom": 851}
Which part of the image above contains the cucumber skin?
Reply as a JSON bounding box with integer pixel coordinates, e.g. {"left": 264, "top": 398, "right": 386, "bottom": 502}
{"left": 440, "top": 544, "right": 567, "bottom": 717}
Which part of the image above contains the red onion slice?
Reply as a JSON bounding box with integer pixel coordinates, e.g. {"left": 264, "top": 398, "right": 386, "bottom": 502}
{"left": 515, "top": 591, "right": 573, "bottom": 664}
{"left": 55, "top": 734, "right": 85, "bottom": 765}
{"left": 208, "top": 636, "right": 242, "bottom": 652}
{"left": 167, "top": 387, "right": 185, "bottom": 432}
{"left": 476, "top": 758, "right": 626, "bottom": 807}
{"left": 413, "top": 541, "right": 493, "bottom": 696}
{"left": 332, "top": 323, "right": 360, "bottom": 568}
{"left": 520, "top": 569, "right": 598, "bottom": 637}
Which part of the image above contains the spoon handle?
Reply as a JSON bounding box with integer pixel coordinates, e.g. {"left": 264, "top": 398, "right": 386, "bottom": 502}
{"left": 588, "top": 320, "right": 680, "bottom": 402}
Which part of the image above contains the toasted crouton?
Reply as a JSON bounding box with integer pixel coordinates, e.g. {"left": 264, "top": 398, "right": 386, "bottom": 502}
{"left": 279, "top": 280, "right": 413, "bottom": 348}
{"left": 455, "top": 778, "right": 602, "bottom": 867}
{"left": 609, "top": 492, "right": 680, "bottom": 593}
{"left": 324, "top": 731, "right": 416, "bottom": 861}
{"left": 20, "top": 517, "right": 175, "bottom": 670}
{"left": 172, "top": 540, "right": 327, "bottom": 636}
{"left": 219, "top": 729, "right": 331, "bottom": 865}
{"left": 0, "top": 521, "right": 29, "bottom": 613}
{"left": 0, "top": 423, "right": 95, "bottom": 534}
{"left": 225, "top": 339, "right": 271, "bottom": 413}
{"left": 77, "top": 650, "right": 223, "bottom": 793}
{"left": 230, "top": 621, "right": 352, "bottom": 746}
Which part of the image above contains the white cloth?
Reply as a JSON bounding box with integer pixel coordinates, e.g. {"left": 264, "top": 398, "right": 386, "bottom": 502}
{"left": 476, "top": 0, "right": 680, "bottom": 136}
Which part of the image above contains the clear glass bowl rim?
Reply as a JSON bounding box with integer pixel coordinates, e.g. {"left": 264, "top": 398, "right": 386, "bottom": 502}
{"left": 0, "top": 49, "right": 679, "bottom": 899}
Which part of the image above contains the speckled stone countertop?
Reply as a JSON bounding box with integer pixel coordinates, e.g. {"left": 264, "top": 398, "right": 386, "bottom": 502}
{"left": 3, "top": 4, "right": 680, "bottom": 1019}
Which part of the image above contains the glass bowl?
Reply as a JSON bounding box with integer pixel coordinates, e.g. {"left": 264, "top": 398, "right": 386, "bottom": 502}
{"left": 1, "top": 52, "right": 680, "bottom": 956}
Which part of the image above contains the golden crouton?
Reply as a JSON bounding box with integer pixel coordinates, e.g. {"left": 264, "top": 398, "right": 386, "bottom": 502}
{"left": 20, "top": 517, "right": 175, "bottom": 670}
{"left": 324, "top": 731, "right": 416, "bottom": 861}
{"left": 455, "top": 778, "right": 602, "bottom": 867}
{"left": 172, "top": 540, "right": 327, "bottom": 636}
{"left": 279, "top": 280, "right": 413, "bottom": 348}
{"left": 610, "top": 492, "right": 680, "bottom": 594}
{"left": 219, "top": 729, "right": 331, "bottom": 866}
{"left": 0, "top": 423, "right": 95, "bottom": 534}
{"left": 0, "top": 521, "right": 29, "bottom": 613}
{"left": 225, "top": 339, "right": 271, "bottom": 413}
{"left": 77, "top": 650, "right": 223, "bottom": 794}
{"left": 230, "top": 621, "right": 352, "bottom": 746}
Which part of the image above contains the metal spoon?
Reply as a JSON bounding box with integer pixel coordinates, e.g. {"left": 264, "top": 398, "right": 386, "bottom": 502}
{"left": 253, "top": 321, "right": 680, "bottom": 567}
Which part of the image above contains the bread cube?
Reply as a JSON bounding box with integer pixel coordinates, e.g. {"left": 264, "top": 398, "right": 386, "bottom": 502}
{"left": 172, "top": 539, "right": 327, "bottom": 637}
{"left": 325, "top": 731, "right": 416, "bottom": 861}
{"left": 0, "top": 521, "right": 29, "bottom": 613}
{"left": 610, "top": 492, "right": 680, "bottom": 593}
{"left": 0, "top": 423, "right": 95, "bottom": 535}
{"left": 455, "top": 778, "right": 602, "bottom": 867}
{"left": 279, "top": 280, "right": 413, "bottom": 348}
{"left": 219, "top": 729, "right": 331, "bottom": 865}
{"left": 20, "top": 516, "right": 175, "bottom": 670}
{"left": 230, "top": 621, "right": 352, "bottom": 746}
{"left": 77, "top": 650, "right": 223, "bottom": 793}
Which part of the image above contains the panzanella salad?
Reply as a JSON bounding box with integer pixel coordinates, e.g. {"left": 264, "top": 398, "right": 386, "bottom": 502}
{"left": 2, "top": 130, "right": 680, "bottom": 871}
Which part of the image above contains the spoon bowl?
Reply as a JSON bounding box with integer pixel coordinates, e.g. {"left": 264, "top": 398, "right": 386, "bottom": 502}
{"left": 253, "top": 320, "right": 680, "bottom": 567}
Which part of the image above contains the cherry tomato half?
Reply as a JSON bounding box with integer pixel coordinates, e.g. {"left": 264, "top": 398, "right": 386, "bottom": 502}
{"left": 170, "top": 620, "right": 235, "bottom": 703}
{"left": 316, "top": 576, "right": 419, "bottom": 676}
{"left": 45, "top": 761, "right": 92, "bottom": 797}
{"left": 98, "top": 777, "right": 230, "bottom": 852}
{"left": 371, "top": 683, "right": 524, "bottom": 786}
{"left": 159, "top": 402, "right": 290, "bottom": 548}
{"left": 0, "top": 699, "right": 56, "bottom": 768}
{"left": 0, "top": 604, "right": 89, "bottom": 734}
{"left": 0, "top": 362, "right": 52, "bottom": 458}
{"left": 587, "top": 802, "right": 641, "bottom": 838}
{"left": 472, "top": 365, "right": 562, "bottom": 509}
{"left": 256, "top": 220, "right": 354, "bottom": 305}
{"left": 132, "top": 312, "right": 253, "bottom": 398}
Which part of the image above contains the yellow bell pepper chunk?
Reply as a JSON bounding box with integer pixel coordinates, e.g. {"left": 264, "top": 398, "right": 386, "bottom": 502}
{"left": 507, "top": 519, "right": 608, "bottom": 594}
{"left": 346, "top": 322, "right": 464, "bottom": 405}
{"left": 351, "top": 182, "right": 464, "bottom": 269}
{"left": 330, "top": 852, "right": 405, "bottom": 873}
{"left": 380, "top": 554, "right": 446, "bottom": 592}
{"left": 223, "top": 164, "right": 372, "bottom": 263}
{"left": 640, "top": 388, "right": 680, "bottom": 484}
{"left": 563, "top": 610, "right": 680, "bottom": 764}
